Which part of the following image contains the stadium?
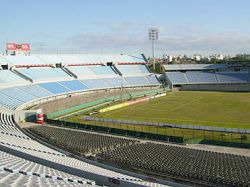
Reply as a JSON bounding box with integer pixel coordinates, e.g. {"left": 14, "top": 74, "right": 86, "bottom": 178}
{"left": 0, "top": 49, "right": 250, "bottom": 187}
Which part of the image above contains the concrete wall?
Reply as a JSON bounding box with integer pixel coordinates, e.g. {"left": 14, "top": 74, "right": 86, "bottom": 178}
{"left": 180, "top": 83, "right": 250, "bottom": 92}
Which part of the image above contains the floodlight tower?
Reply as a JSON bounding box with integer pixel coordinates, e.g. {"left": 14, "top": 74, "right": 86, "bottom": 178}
{"left": 149, "top": 28, "right": 159, "bottom": 70}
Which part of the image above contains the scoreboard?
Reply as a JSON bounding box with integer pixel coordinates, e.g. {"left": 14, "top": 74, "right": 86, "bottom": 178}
{"left": 6, "top": 43, "right": 30, "bottom": 55}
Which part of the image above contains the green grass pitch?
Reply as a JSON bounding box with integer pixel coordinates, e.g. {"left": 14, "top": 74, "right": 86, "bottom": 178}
{"left": 94, "top": 91, "right": 250, "bottom": 129}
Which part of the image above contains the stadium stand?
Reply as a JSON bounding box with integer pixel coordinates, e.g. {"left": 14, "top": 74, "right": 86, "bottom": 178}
{"left": 58, "top": 80, "right": 89, "bottom": 92}
{"left": 0, "top": 54, "right": 160, "bottom": 111}
{"left": 185, "top": 71, "right": 217, "bottom": 84}
{"left": 103, "top": 77, "right": 129, "bottom": 87}
{"left": 166, "top": 71, "right": 250, "bottom": 86}
{"left": 165, "top": 72, "right": 188, "bottom": 84}
{"left": 16, "top": 67, "right": 72, "bottom": 81}
{"left": 38, "top": 82, "right": 71, "bottom": 94}
{"left": 124, "top": 76, "right": 150, "bottom": 86}
{"left": 18, "top": 85, "right": 53, "bottom": 98}
{"left": 66, "top": 65, "right": 118, "bottom": 79}
{"left": 1, "top": 56, "right": 47, "bottom": 66}
{"left": 26, "top": 122, "right": 250, "bottom": 186}
{"left": 216, "top": 72, "right": 249, "bottom": 83}
{"left": 0, "top": 87, "right": 37, "bottom": 102}
{"left": 0, "top": 170, "right": 91, "bottom": 186}
{"left": 0, "top": 54, "right": 166, "bottom": 187}
{"left": 66, "top": 66, "right": 97, "bottom": 78}
{"left": 0, "top": 113, "right": 164, "bottom": 186}
{"left": 1, "top": 54, "right": 250, "bottom": 186}
{"left": 28, "top": 125, "right": 139, "bottom": 155}
{"left": 0, "top": 92, "right": 23, "bottom": 110}
{"left": 116, "top": 64, "right": 150, "bottom": 75}
{"left": 89, "top": 65, "right": 117, "bottom": 75}
{"left": 164, "top": 64, "right": 229, "bottom": 71}
{"left": 80, "top": 79, "right": 110, "bottom": 89}
{"left": 146, "top": 75, "right": 161, "bottom": 85}
{"left": 97, "top": 142, "right": 250, "bottom": 186}
{"left": 0, "top": 70, "right": 27, "bottom": 85}
{"left": 0, "top": 151, "right": 94, "bottom": 186}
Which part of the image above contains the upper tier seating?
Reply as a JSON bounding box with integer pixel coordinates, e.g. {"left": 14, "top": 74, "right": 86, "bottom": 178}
{"left": 116, "top": 65, "right": 149, "bottom": 75}
{"left": 0, "top": 54, "right": 160, "bottom": 110}
{"left": 186, "top": 71, "right": 217, "bottom": 84}
{"left": 39, "top": 82, "right": 71, "bottom": 94}
{"left": 67, "top": 66, "right": 97, "bottom": 77}
{"left": 103, "top": 77, "right": 129, "bottom": 87}
{"left": 216, "top": 72, "right": 249, "bottom": 83}
{"left": 89, "top": 66, "right": 116, "bottom": 75}
{"left": 0, "top": 75, "right": 160, "bottom": 110}
{"left": 166, "top": 71, "right": 250, "bottom": 85}
{"left": 80, "top": 79, "right": 110, "bottom": 89}
{"left": 0, "top": 92, "right": 23, "bottom": 110}
{"left": 1, "top": 56, "right": 46, "bottom": 66}
{"left": 18, "top": 85, "right": 53, "bottom": 98}
{"left": 124, "top": 76, "right": 150, "bottom": 86}
{"left": 16, "top": 67, "right": 71, "bottom": 81}
{"left": 146, "top": 75, "right": 160, "bottom": 85}
{"left": 67, "top": 65, "right": 116, "bottom": 78}
{"left": 166, "top": 72, "right": 188, "bottom": 84}
{"left": 58, "top": 80, "right": 89, "bottom": 91}
{"left": 0, "top": 70, "right": 27, "bottom": 85}
{"left": 0, "top": 54, "right": 165, "bottom": 187}
{"left": 0, "top": 87, "right": 37, "bottom": 102}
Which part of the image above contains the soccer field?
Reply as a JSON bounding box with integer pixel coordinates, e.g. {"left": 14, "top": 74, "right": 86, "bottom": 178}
{"left": 94, "top": 91, "right": 250, "bottom": 129}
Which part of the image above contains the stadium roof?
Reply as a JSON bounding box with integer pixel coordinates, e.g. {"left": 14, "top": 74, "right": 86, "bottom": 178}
{"left": 164, "top": 64, "right": 229, "bottom": 71}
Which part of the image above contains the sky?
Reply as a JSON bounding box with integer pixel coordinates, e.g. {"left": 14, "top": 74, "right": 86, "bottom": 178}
{"left": 0, "top": 0, "right": 250, "bottom": 57}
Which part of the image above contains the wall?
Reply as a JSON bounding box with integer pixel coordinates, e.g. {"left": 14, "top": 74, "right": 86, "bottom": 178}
{"left": 180, "top": 83, "right": 250, "bottom": 92}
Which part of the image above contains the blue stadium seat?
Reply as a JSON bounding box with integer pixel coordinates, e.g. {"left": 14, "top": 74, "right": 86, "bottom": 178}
{"left": 124, "top": 76, "right": 149, "bottom": 86}
{"left": 216, "top": 72, "right": 249, "bottom": 83}
{"left": 146, "top": 75, "right": 160, "bottom": 85}
{"left": 0, "top": 70, "right": 26, "bottom": 83}
{"left": 116, "top": 65, "right": 149, "bottom": 75}
{"left": 89, "top": 66, "right": 116, "bottom": 75}
{"left": 17, "top": 68, "right": 70, "bottom": 80}
{"left": 103, "top": 77, "right": 129, "bottom": 87}
{"left": 166, "top": 72, "right": 188, "bottom": 84}
{"left": 0, "top": 87, "right": 37, "bottom": 102}
{"left": 18, "top": 85, "right": 53, "bottom": 98}
{"left": 80, "top": 79, "right": 110, "bottom": 89}
{"left": 39, "top": 82, "right": 71, "bottom": 94}
{"left": 67, "top": 66, "right": 96, "bottom": 77}
{"left": 59, "top": 80, "right": 89, "bottom": 91}
{"left": 186, "top": 71, "right": 217, "bottom": 84}
{"left": 0, "top": 92, "right": 23, "bottom": 110}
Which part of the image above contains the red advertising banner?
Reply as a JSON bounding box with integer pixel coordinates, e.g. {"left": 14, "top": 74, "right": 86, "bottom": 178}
{"left": 6, "top": 43, "right": 16, "bottom": 51}
{"left": 21, "top": 44, "right": 30, "bottom": 51}
{"left": 6, "top": 43, "right": 30, "bottom": 51}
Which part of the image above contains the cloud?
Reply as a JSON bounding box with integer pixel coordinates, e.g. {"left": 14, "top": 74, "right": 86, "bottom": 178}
{"left": 30, "top": 22, "right": 250, "bottom": 56}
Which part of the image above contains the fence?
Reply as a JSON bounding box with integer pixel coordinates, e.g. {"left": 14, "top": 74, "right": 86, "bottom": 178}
{"left": 47, "top": 118, "right": 185, "bottom": 143}
{"left": 47, "top": 117, "right": 250, "bottom": 148}
{"left": 84, "top": 116, "right": 250, "bottom": 134}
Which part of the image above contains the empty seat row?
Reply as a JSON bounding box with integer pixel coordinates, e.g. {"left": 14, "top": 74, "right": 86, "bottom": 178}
{"left": 29, "top": 125, "right": 138, "bottom": 155}
{"left": 166, "top": 71, "right": 250, "bottom": 85}
{"left": 97, "top": 142, "right": 250, "bottom": 186}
